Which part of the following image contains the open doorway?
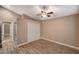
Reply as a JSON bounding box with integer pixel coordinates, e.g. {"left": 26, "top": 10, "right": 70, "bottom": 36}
{"left": 2, "top": 22, "right": 17, "bottom": 45}
{"left": 2, "top": 22, "right": 11, "bottom": 41}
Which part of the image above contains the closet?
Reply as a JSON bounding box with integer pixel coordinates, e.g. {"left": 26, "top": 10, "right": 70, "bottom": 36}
{"left": 27, "top": 20, "right": 40, "bottom": 43}
{"left": 17, "top": 15, "right": 40, "bottom": 47}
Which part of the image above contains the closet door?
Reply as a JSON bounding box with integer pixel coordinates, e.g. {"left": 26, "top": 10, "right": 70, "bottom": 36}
{"left": 27, "top": 21, "right": 40, "bottom": 43}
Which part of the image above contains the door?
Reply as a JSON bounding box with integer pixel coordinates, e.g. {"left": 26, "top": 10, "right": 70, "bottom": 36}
{"left": 27, "top": 21, "right": 40, "bottom": 43}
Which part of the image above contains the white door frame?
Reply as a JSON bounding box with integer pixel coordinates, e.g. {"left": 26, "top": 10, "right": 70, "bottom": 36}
{"left": 2, "top": 22, "right": 14, "bottom": 41}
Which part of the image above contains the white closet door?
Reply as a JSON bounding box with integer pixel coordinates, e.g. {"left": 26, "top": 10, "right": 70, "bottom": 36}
{"left": 27, "top": 21, "right": 40, "bottom": 43}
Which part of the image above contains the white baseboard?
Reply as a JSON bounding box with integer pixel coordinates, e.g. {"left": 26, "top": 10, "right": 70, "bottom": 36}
{"left": 16, "top": 39, "right": 40, "bottom": 47}
{"left": 41, "top": 37, "right": 79, "bottom": 51}
{"left": 16, "top": 42, "right": 30, "bottom": 47}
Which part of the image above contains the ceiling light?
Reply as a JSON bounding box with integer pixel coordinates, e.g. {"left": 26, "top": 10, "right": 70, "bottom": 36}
{"left": 42, "top": 14, "right": 47, "bottom": 17}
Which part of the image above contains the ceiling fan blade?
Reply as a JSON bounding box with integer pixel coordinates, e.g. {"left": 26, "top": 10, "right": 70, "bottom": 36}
{"left": 47, "top": 15, "right": 51, "bottom": 17}
{"left": 41, "top": 11, "right": 44, "bottom": 13}
{"left": 47, "top": 12, "right": 53, "bottom": 14}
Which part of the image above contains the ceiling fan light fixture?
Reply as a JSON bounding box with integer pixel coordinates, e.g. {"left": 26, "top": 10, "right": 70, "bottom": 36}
{"left": 42, "top": 14, "right": 47, "bottom": 17}
{"left": 37, "top": 6, "right": 53, "bottom": 18}
{"left": 41, "top": 11, "right": 47, "bottom": 17}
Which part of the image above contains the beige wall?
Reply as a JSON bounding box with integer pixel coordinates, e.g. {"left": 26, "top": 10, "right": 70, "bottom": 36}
{"left": 75, "top": 15, "right": 79, "bottom": 47}
{"left": 41, "top": 14, "right": 79, "bottom": 47}
{"left": 17, "top": 15, "right": 27, "bottom": 45}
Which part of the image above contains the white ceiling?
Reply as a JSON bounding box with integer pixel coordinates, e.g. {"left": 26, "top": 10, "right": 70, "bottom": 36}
{"left": 2, "top": 5, "right": 79, "bottom": 20}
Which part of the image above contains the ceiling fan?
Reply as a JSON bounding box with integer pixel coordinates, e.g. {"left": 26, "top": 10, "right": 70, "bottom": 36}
{"left": 37, "top": 6, "right": 53, "bottom": 18}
